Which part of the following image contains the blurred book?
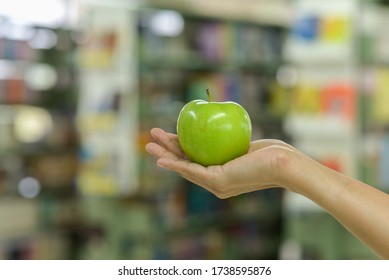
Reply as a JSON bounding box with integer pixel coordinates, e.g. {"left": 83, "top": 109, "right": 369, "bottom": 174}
{"left": 378, "top": 135, "right": 389, "bottom": 190}
{"left": 321, "top": 82, "right": 356, "bottom": 122}
{"left": 372, "top": 68, "right": 389, "bottom": 123}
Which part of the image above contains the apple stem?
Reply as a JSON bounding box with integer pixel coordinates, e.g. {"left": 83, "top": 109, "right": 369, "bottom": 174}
{"left": 206, "top": 89, "right": 213, "bottom": 102}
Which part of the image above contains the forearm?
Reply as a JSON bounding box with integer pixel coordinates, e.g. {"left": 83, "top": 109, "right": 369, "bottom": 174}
{"left": 283, "top": 151, "right": 389, "bottom": 259}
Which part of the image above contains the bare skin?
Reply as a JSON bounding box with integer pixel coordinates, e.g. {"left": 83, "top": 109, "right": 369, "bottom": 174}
{"left": 145, "top": 127, "right": 389, "bottom": 259}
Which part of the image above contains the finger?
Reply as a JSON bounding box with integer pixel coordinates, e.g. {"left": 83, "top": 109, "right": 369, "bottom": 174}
{"left": 157, "top": 157, "right": 214, "bottom": 187}
{"left": 157, "top": 158, "right": 232, "bottom": 199}
{"left": 150, "top": 128, "right": 186, "bottom": 158}
{"left": 157, "top": 157, "right": 204, "bottom": 178}
{"left": 249, "top": 139, "right": 295, "bottom": 153}
{"left": 145, "top": 142, "right": 181, "bottom": 161}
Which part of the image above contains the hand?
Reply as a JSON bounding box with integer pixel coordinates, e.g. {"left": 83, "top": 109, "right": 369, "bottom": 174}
{"left": 145, "top": 128, "right": 296, "bottom": 198}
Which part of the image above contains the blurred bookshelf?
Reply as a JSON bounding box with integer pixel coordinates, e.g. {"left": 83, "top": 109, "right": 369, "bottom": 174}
{"left": 131, "top": 7, "right": 289, "bottom": 259}
{"left": 73, "top": 0, "right": 387, "bottom": 260}
{"left": 0, "top": 23, "right": 82, "bottom": 259}
{"left": 277, "top": 0, "right": 386, "bottom": 260}
{"left": 357, "top": 1, "right": 389, "bottom": 191}
{"left": 7, "top": 0, "right": 387, "bottom": 261}
{"left": 1, "top": 0, "right": 385, "bottom": 261}
{"left": 71, "top": 1, "right": 291, "bottom": 260}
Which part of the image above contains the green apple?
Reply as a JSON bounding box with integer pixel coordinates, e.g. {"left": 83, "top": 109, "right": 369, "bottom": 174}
{"left": 177, "top": 89, "right": 252, "bottom": 166}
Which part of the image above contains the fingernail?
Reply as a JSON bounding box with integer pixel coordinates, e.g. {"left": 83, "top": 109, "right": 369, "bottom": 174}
{"left": 144, "top": 144, "right": 153, "bottom": 155}
{"left": 157, "top": 160, "right": 167, "bottom": 169}
{"left": 157, "top": 159, "right": 173, "bottom": 171}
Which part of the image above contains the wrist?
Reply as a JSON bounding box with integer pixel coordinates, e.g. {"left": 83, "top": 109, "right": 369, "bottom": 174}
{"left": 279, "top": 148, "right": 349, "bottom": 205}
{"left": 277, "top": 148, "right": 322, "bottom": 195}
{"left": 274, "top": 148, "right": 302, "bottom": 193}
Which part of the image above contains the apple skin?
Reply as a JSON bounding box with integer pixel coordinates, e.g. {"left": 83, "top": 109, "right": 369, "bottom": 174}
{"left": 177, "top": 99, "right": 252, "bottom": 166}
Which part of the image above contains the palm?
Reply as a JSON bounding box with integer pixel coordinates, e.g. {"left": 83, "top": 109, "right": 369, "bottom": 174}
{"left": 145, "top": 128, "right": 293, "bottom": 198}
